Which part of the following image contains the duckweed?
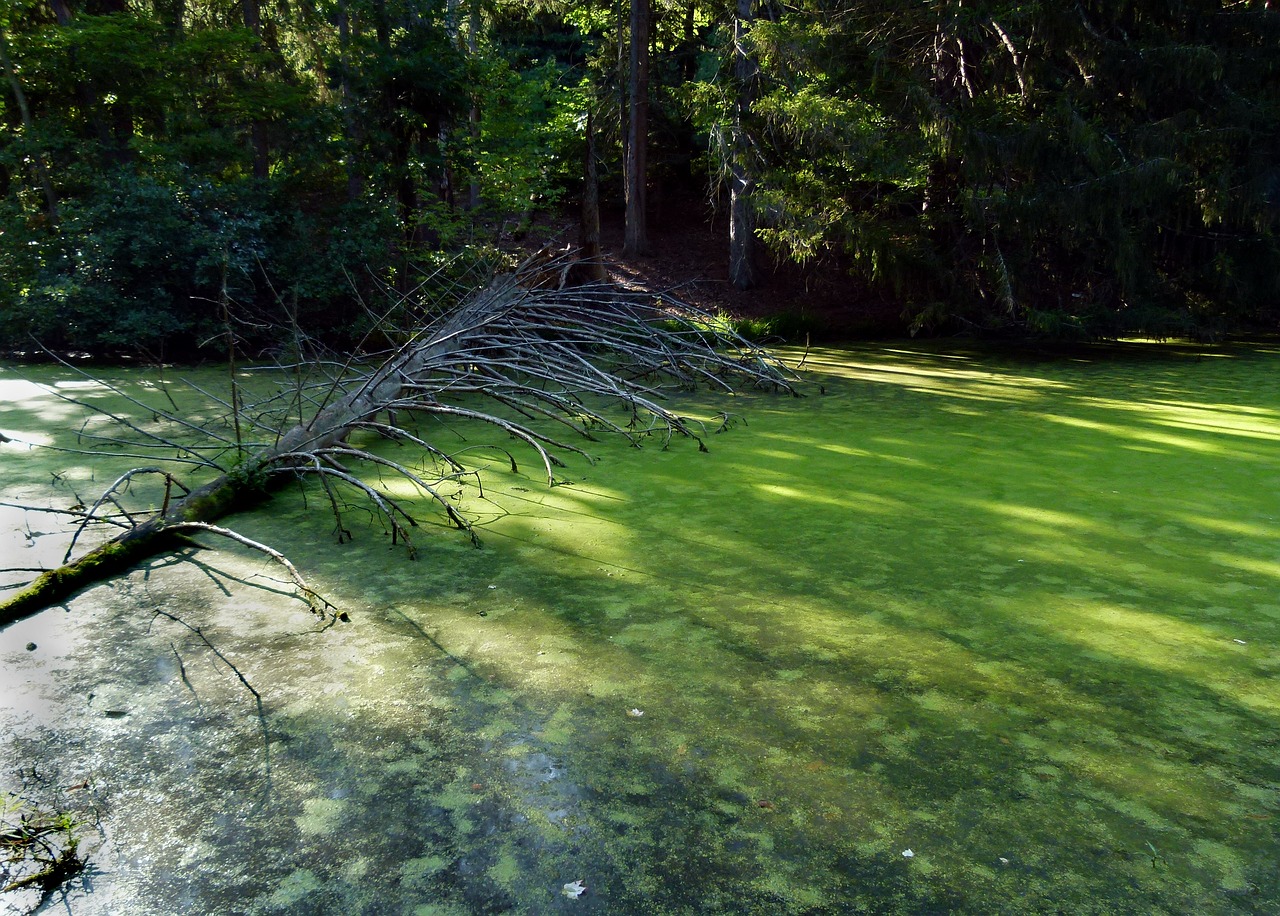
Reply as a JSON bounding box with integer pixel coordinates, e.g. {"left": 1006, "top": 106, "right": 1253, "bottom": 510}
{"left": 3, "top": 341, "right": 1280, "bottom": 913}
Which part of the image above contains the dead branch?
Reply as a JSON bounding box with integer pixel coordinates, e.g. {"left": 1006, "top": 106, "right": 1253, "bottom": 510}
{"left": 0, "top": 257, "right": 795, "bottom": 627}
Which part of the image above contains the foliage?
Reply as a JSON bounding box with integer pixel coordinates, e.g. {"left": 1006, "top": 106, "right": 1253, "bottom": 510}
{"left": 739, "top": 0, "right": 1280, "bottom": 338}
{"left": 1, "top": 0, "right": 1278, "bottom": 350}
{"left": 0, "top": 788, "right": 88, "bottom": 905}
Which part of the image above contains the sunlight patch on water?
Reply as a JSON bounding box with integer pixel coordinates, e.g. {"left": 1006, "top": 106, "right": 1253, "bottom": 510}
{"left": 1210, "top": 551, "right": 1280, "bottom": 582}
{"left": 1020, "top": 595, "right": 1269, "bottom": 688}
{"left": 1080, "top": 395, "right": 1280, "bottom": 442}
{"left": 969, "top": 500, "right": 1104, "bottom": 533}
{"left": 0, "top": 378, "right": 50, "bottom": 403}
{"left": 1176, "top": 513, "right": 1279, "bottom": 538}
{"left": 6, "top": 344, "right": 1280, "bottom": 912}
{"left": 1039, "top": 412, "right": 1229, "bottom": 455}
{"left": 800, "top": 349, "right": 1072, "bottom": 404}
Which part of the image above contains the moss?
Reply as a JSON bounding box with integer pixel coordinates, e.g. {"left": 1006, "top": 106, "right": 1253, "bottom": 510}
{"left": 0, "top": 534, "right": 164, "bottom": 624}
{"left": 264, "top": 869, "right": 323, "bottom": 907}
{"left": 295, "top": 797, "right": 347, "bottom": 837}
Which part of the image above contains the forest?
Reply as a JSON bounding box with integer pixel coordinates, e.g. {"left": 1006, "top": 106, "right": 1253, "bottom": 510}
{"left": 5, "top": 3, "right": 1280, "bottom": 913}
{"left": 2, "top": 0, "right": 1279, "bottom": 355}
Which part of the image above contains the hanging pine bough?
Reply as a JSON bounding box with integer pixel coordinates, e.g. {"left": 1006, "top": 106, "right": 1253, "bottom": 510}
{"left": 0, "top": 258, "right": 796, "bottom": 627}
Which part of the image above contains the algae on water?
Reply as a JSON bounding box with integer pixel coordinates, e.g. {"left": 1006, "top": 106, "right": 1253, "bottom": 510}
{"left": 2, "top": 341, "right": 1280, "bottom": 913}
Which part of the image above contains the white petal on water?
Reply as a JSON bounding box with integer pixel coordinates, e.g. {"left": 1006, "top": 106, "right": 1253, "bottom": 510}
{"left": 563, "top": 879, "right": 587, "bottom": 899}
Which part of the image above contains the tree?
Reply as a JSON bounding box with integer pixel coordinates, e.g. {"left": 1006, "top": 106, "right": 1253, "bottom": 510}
{"left": 623, "top": 0, "right": 650, "bottom": 255}
{"left": 0, "top": 23, "right": 57, "bottom": 222}
{"left": 3, "top": 0, "right": 1275, "bottom": 350}
{"left": 727, "top": 0, "right": 757, "bottom": 289}
{"left": 0, "top": 258, "right": 793, "bottom": 626}
{"left": 744, "top": 0, "right": 1280, "bottom": 338}
{"left": 579, "top": 106, "right": 609, "bottom": 280}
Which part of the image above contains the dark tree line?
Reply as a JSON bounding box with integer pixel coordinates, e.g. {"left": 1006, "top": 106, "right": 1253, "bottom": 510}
{"left": 1, "top": 0, "right": 1278, "bottom": 354}
{"left": 743, "top": 0, "right": 1280, "bottom": 338}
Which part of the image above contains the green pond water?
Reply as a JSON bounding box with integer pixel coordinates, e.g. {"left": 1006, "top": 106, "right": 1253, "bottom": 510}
{"left": 2, "top": 341, "right": 1279, "bottom": 914}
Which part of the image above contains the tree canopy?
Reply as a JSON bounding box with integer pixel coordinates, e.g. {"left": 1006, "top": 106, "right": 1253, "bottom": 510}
{"left": 1, "top": 0, "right": 1277, "bottom": 352}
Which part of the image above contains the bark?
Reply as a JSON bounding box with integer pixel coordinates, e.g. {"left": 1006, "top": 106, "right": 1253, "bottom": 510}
{"left": 467, "top": 2, "right": 481, "bottom": 210}
{"left": 0, "top": 295, "right": 486, "bottom": 626}
{"left": 0, "top": 27, "right": 59, "bottom": 222}
{"left": 48, "top": 0, "right": 122, "bottom": 165}
{"left": 337, "top": 1, "right": 363, "bottom": 200}
{"left": 623, "top": 0, "right": 650, "bottom": 256}
{"left": 728, "top": 0, "right": 758, "bottom": 290}
{"left": 0, "top": 478, "right": 254, "bottom": 626}
{"left": 578, "top": 109, "right": 608, "bottom": 282}
{"left": 617, "top": 0, "right": 628, "bottom": 180}
{"left": 681, "top": 0, "right": 697, "bottom": 82}
{"left": 0, "top": 268, "right": 794, "bottom": 627}
{"left": 243, "top": 0, "right": 270, "bottom": 180}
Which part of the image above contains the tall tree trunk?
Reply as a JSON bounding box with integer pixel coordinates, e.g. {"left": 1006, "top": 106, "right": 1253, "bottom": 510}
{"left": 242, "top": 0, "right": 270, "bottom": 180}
{"left": 728, "top": 0, "right": 757, "bottom": 289}
{"left": 336, "top": 0, "right": 363, "bottom": 200}
{"left": 0, "top": 27, "right": 58, "bottom": 223}
{"left": 48, "top": 0, "right": 120, "bottom": 165}
{"left": 157, "top": 0, "right": 185, "bottom": 35}
{"left": 617, "top": 0, "right": 628, "bottom": 181}
{"left": 467, "top": 1, "right": 481, "bottom": 211}
{"left": 579, "top": 108, "right": 608, "bottom": 281}
{"left": 681, "top": 0, "right": 697, "bottom": 82}
{"left": 623, "top": 0, "right": 650, "bottom": 256}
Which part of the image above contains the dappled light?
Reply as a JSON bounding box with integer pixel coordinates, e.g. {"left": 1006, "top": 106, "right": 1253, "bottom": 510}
{"left": 4, "top": 342, "right": 1280, "bottom": 912}
{"left": 800, "top": 348, "right": 1074, "bottom": 404}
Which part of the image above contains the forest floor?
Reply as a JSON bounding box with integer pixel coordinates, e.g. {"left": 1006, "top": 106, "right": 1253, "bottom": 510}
{"left": 548, "top": 205, "right": 909, "bottom": 340}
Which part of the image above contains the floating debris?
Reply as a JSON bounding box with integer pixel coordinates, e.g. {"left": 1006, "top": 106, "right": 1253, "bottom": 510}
{"left": 563, "top": 879, "right": 587, "bottom": 899}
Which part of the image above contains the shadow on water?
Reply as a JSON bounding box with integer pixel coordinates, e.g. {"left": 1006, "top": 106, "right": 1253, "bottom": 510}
{"left": 3, "top": 341, "right": 1280, "bottom": 913}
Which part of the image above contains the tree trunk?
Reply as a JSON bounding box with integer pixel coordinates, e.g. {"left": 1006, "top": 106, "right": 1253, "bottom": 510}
{"left": 48, "top": 0, "right": 121, "bottom": 166}
{"left": 467, "top": 2, "right": 482, "bottom": 210}
{"left": 0, "top": 303, "right": 480, "bottom": 627}
{"left": 623, "top": 0, "right": 650, "bottom": 256}
{"left": 579, "top": 108, "right": 608, "bottom": 281}
{"left": 617, "top": 0, "right": 628, "bottom": 183}
{"left": 0, "top": 27, "right": 58, "bottom": 223}
{"left": 336, "top": 0, "right": 363, "bottom": 200}
{"left": 0, "top": 273, "right": 793, "bottom": 627}
{"left": 681, "top": 0, "right": 697, "bottom": 82}
{"left": 243, "top": 0, "right": 270, "bottom": 180}
{"left": 0, "top": 476, "right": 256, "bottom": 626}
{"left": 728, "top": 0, "right": 757, "bottom": 290}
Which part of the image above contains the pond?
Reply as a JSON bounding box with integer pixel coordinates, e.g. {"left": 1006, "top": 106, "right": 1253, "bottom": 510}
{"left": 2, "top": 341, "right": 1279, "bottom": 914}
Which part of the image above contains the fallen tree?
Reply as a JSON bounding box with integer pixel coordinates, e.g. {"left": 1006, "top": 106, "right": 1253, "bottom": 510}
{"left": 0, "top": 258, "right": 794, "bottom": 627}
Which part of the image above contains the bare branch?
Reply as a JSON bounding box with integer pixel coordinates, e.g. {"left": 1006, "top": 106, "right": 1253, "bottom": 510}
{"left": 64, "top": 468, "right": 190, "bottom": 562}
{"left": 166, "top": 522, "right": 340, "bottom": 619}
{"left": 1, "top": 260, "right": 795, "bottom": 624}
